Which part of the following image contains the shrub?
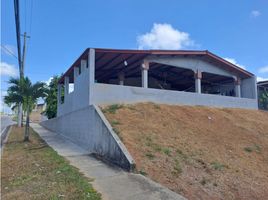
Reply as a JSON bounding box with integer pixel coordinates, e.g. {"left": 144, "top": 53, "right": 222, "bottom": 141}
{"left": 211, "top": 162, "right": 226, "bottom": 170}
{"left": 163, "top": 148, "right": 171, "bottom": 156}
{"left": 104, "top": 104, "right": 123, "bottom": 114}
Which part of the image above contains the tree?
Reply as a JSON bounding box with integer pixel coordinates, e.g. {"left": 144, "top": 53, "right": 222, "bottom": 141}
{"left": 4, "top": 77, "right": 47, "bottom": 141}
{"left": 259, "top": 89, "right": 268, "bottom": 110}
{"left": 44, "top": 75, "right": 60, "bottom": 119}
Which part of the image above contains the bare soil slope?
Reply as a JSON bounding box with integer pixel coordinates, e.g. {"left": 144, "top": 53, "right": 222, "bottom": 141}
{"left": 103, "top": 103, "right": 268, "bottom": 200}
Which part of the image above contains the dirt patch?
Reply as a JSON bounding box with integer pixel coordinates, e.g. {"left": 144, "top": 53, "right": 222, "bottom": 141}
{"left": 1, "top": 126, "right": 101, "bottom": 200}
{"left": 103, "top": 103, "right": 268, "bottom": 200}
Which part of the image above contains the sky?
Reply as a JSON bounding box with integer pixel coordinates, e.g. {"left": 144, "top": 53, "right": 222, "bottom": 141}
{"left": 1, "top": 0, "right": 268, "bottom": 112}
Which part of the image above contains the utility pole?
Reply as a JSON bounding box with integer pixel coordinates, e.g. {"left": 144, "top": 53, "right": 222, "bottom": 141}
{"left": 14, "top": 0, "right": 23, "bottom": 127}
{"left": 13, "top": 0, "right": 30, "bottom": 127}
{"left": 17, "top": 32, "right": 30, "bottom": 127}
{"left": 21, "top": 32, "right": 30, "bottom": 77}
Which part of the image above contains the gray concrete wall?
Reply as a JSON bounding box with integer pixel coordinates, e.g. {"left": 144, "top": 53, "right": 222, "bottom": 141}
{"left": 57, "top": 68, "right": 90, "bottom": 116}
{"left": 41, "top": 105, "right": 135, "bottom": 171}
{"left": 241, "top": 76, "right": 257, "bottom": 99}
{"left": 93, "top": 83, "right": 258, "bottom": 109}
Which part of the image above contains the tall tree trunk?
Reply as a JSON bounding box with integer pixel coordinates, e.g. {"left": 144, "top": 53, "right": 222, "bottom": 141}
{"left": 18, "top": 102, "right": 23, "bottom": 127}
{"left": 24, "top": 106, "right": 30, "bottom": 142}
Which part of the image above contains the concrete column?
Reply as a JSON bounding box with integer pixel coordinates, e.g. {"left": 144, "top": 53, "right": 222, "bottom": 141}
{"left": 64, "top": 76, "right": 69, "bottom": 96}
{"left": 81, "top": 59, "right": 87, "bottom": 73}
{"left": 88, "top": 48, "right": 95, "bottom": 105}
{"left": 141, "top": 61, "right": 149, "bottom": 88}
{"left": 195, "top": 70, "right": 202, "bottom": 94}
{"left": 74, "top": 67, "right": 79, "bottom": 82}
{"left": 57, "top": 84, "right": 62, "bottom": 105}
{"left": 118, "top": 72, "right": 125, "bottom": 85}
{"left": 235, "top": 78, "right": 241, "bottom": 98}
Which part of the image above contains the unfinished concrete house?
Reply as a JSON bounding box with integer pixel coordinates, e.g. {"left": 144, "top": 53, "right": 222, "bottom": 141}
{"left": 41, "top": 48, "right": 258, "bottom": 170}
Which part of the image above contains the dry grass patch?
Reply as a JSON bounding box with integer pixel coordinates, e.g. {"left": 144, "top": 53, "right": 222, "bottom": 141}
{"left": 1, "top": 126, "right": 101, "bottom": 200}
{"left": 103, "top": 103, "right": 268, "bottom": 200}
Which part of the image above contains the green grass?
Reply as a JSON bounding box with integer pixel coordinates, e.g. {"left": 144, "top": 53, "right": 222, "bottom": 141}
{"left": 103, "top": 104, "right": 123, "bottom": 114}
{"left": 162, "top": 147, "right": 171, "bottom": 156}
{"left": 111, "top": 120, "right": 120, "bottom": 126}
{"left": 112, "top": 127, "right": 124, "bottom": 142}
{"left": 138, "top": 170, "right": 147, "bottom": 176}
{"left": 244, "top": 147, "right": 253, "bottom": 152}
{"left": 1, "top": 126, "right": 101, "bottom": 200}
{"left": 145, "top": 152, "right": 155, "bottom": 160}
{"left": 172, "top": 159, "right": 182, "bottom": 175}
{"left": 144, "top": 136, "right": 162, "bottom": 152}
{"left": 211, "top": 162, "right": 226, "bottom": 171}
{"left": 244, "top": 144, "right": 262, "bottom": 153}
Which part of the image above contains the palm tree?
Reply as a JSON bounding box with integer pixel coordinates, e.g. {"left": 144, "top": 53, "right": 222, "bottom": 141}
{"left": 4, "top": 78, "right": 23, "bottom": 126}
{"left": 4, "top": 77, "right": 47, "bottom": 141}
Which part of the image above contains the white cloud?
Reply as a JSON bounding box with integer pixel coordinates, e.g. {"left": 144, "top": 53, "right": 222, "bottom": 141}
{"left": 0, "top": 62, "right": 19, "bottom": 77}
{"left": 251, "top": 10, "right": 261, "bottom": 18}
{"left": 224, "top": 57, "right": 246, "bottom": 70}
{"left": 257, "top": 76, "right": 268, "bottom": 82}
{"left": 45, "top": 77, "right": 53, "bottom": 85}
{"left": 258, "top": 66, "right": 268, "bottom": 73}
{"left": 1, "top": 45, "right": 17, "bottom": 57}
{"left": 137, "top": 23, "right": 194, "bottom": 50}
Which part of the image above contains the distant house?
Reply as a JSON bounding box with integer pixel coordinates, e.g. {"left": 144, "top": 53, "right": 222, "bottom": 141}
{"left": 257, "top": 80, "right": 268, "bottom": 110}
{"left": 56, "top": 48, "right": 257, "bottom": 116}
{"left": 33, "top": 103, "right": 46, "bottom": 112}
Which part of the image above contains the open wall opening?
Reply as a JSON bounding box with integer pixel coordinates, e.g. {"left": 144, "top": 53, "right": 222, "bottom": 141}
{"left": 94, "top": 53, "right": 145, "bottom": 87}
{"left": 148, "top": 63, "right": 195, "bottom": 92}
{"left": 201, "top": 72, "right": 235, "bottom": 96}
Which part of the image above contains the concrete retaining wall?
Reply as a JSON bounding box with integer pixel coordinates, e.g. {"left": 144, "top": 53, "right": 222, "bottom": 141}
{"left": 41, "top": 105, "right": 135, "bottom": 171}
{"left": 93, "top": 83, "right": 258, "bottom": 109}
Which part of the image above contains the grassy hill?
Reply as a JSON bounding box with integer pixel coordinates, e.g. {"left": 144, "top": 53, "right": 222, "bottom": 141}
{"left": 103, "top": 103, "right": 268, "bottom": 200}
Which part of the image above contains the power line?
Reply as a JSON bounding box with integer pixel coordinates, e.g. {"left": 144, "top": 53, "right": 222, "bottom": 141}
{"left": 24, "top": 0, "right": 27, "bottom": 32}
{"left": 29, "top": 0, "right": 33, "bottom": 36}
{"left": 26, "top": 0, "right": 34, "bottom": 62}
{"left": 14, "top": 0, "right": 22, "bottom": 77}
{"left": 1, "top": 45, "right": 18, "bottom": 59}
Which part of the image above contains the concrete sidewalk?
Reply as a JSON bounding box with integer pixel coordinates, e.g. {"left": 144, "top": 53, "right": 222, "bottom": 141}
{"left": 31, "top": 123, "right": 186, "bottom": 200}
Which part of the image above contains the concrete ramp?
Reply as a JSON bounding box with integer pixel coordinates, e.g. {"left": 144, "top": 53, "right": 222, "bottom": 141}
{"left": 31, "top": 123, "right": 186, "bottom": 200}
{"left": 40, "top": 105, "right": 134, "bottom": 171}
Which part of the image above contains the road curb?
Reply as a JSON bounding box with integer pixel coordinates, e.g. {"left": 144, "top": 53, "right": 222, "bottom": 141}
{"left": 1, "top": 125, "right": 12, "bottom": 148}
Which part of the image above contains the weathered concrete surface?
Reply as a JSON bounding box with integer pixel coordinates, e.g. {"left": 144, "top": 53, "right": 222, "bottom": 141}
{"left": 31, "top": 123, "right": 186, "bottom": 200}
{"left": 41, "top": 105, "right": 134, "bottom": 171}
{"left": 93, "top": 83, "right": 258, "bottom": 109}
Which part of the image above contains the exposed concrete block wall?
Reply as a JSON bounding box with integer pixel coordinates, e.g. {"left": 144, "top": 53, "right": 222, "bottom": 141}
{"left": 241, "top": 76, "right": 257, "bottom": 99}
{"left": 93, "top": 83, "right": 258, "bottom": 109}
{"left": 57, "top": 68, "right": 89, "bottom": 116}
{"left": 41, "top": 105, "right": 135, "bottom": 171}
{"left": 57, "top": 92, "right": 74, "bottom": 116}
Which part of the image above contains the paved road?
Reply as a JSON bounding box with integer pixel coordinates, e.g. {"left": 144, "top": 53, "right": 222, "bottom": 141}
{"left": 1, "top": 115, "right": 15, "bottom": 133}
{"left": 1, "top": 115, "right": 15, "bottom": 147}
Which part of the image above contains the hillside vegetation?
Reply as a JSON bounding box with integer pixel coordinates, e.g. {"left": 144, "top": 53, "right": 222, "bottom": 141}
{"left": 103, "top": 103, "right": 268, "bottom": 200}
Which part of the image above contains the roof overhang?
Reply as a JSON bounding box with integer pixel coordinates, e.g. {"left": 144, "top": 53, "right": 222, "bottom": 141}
{"left": 58, "top": 48, "right": 255, "bottom": 84}
{"left": 258, "top": 80, "right": 268, "bottom": 87}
